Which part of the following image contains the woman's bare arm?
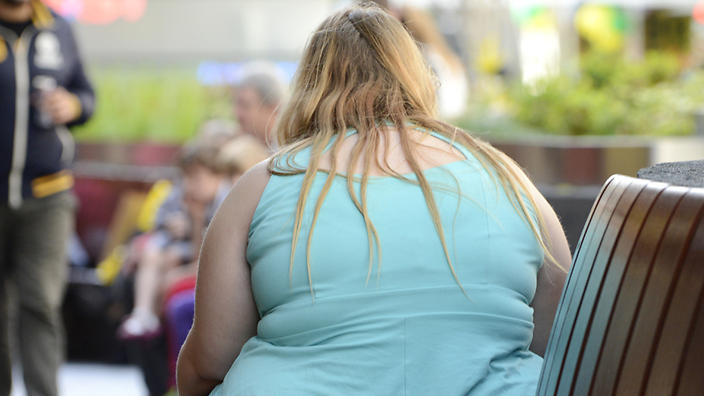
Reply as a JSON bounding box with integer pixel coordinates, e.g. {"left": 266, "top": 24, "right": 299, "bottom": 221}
{"left": 177, "top": 161, "right": 271, "bottom": 395}
{"left": 529, "top": 188, "right": 571, "bottom": 356}
{"left": 507, "top": 161, "right": 572, "bottom": 357}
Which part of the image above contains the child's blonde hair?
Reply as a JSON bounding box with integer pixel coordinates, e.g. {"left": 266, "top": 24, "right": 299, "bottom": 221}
{"left": 217, "top": 135, "right": 269, "bottom": 176}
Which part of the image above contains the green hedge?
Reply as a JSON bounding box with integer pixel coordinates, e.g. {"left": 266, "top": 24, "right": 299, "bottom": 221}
{"left": 73, "top": 68, "right": 233, "bottom": 143}
{"left": 462, "top": 51, "right": 704, "bottom": 137}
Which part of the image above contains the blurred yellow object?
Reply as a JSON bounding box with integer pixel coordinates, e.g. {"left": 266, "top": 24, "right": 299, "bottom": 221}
{"left": 96, "top": 245, "right": 125, "bottom": 285}
{"left": 576, "top": 4, "right": 610, "bottom": 38}
{"left": 593, "top": 29, "right": 624, "bottom": 53}
{"left": 477, "top": 37, "right": 503, "bottom": 75}
{"left": 575, "top": 4, "right": 624, "bottom": 53}
{"left": 135, "top": 179, "right": 172, "bottom": 232}
{"left": 527, "top": 10, "right": 557, "bottom": 31}
{"left": 95, "top": 181, "right": 172, "bottom": 285}
{"left": 0, "top": 39, "right": 6, "bottom": 63}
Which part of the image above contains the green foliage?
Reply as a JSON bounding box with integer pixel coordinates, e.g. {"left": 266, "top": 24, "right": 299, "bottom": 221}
{"left": 505, "top": 51, "right": 702, "bottom": 136}
{"left": 72, "top": 68, "right": 233, "bottom": 143}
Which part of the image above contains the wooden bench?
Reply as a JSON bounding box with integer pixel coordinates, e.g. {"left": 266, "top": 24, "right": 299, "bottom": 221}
{"left": 537, "top": 174, "right": 704, "bottom": 396}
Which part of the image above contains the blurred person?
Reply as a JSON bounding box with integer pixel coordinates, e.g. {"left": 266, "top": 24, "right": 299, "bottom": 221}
{"left": 118, "top": 142, "right": 230, "bottom": 341}
{"left": 369, "top": 0, "right": 469, "bottom": 118}
{"left": 217, "top": 134, "right": 270, "bottom": 184}
{"left": 401, "top": 6, "right": 468, "bottom": 118}
{"left": 116, "top": 119, "right": 236, "bottom": 280}
{"left": 160, "top": 134, "right": 269, "bottom": 291}
{"left": 233, "top": 63, "right": 287, "bottom": 148}
{"left": 161, "top": 133, "right": 269, "bottom": 391}
{"left": 0, "top": 1, "right": 95, "bottom": 395}
{"left": 194, "top": 118, "right": 237, "bottom": 146}
{"left": 178, "top": 3, "right": 570, "bottom": 395}
{"left": 109, "top": 122, "right": 234, "bottom": 396}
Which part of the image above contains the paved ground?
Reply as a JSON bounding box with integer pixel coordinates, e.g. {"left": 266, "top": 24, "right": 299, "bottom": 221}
{"left": 10, "top": 363, "right": 148, "bottom": 396}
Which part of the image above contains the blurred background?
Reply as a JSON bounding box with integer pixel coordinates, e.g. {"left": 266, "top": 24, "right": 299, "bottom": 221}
{"left": 10, "top": 0, "right": 704, "bottom": 395}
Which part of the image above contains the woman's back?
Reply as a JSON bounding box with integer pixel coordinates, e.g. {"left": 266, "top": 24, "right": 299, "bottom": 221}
{"left": 212, "top": 132, "right": 544, "bottom": 395}
{"left": 177, "top": 5, "right": 570, "bottom": 395}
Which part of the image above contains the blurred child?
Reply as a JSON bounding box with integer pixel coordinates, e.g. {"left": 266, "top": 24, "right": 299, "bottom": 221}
{"left": 161, "top": 134, "right": 268, "bottom": 389}
{"left": 118, "top": 141, "right": 231, "bottom": 339}
{"left": 158, "top": 134, "right": 269, "bottom": 308}
{"left": 115, "top": 119, "right": 237, "bottom": 278}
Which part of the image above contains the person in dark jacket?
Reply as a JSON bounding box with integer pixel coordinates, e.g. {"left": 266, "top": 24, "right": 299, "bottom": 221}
{"left": 0, "top": 1, "right": 95, "bottom": 395}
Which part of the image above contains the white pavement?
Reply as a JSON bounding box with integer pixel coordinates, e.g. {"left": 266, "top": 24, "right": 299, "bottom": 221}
{"left": 10, "top": 363, "right": 148, "bottom": 396}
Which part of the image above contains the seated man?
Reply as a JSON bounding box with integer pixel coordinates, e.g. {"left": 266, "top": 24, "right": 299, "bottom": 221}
{"left": 233, "top": 64, "right": 287, "bottom": 149}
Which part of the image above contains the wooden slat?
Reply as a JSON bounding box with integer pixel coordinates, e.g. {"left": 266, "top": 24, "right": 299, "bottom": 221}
{"left": 537, "top": 176, "right": 620, "bottom": 394}
{"left": 539, "top": 177, "right": 639, "bottom": 395}
{"left": 569, "top": 185, "right": 684, "bottom": 395}
{"left": 617, "top": 187, "right": 704, "bottom": 394}
{"left": 675, "top": 262, "right": 704, "bottom": 396}
{"left": 537, "top": 175, "right": 704, "bottom": 396}
{"left": 645, "top": 196, "right": 704, "bottom": 396}
{"left": 610, "top": 186, "right": 687, "bottom": 395}
{"left": 572, "top": 177, "right": 618, "bottom": 266}
{"left": 561, "top": 180, "right": 664, "bottom": 396}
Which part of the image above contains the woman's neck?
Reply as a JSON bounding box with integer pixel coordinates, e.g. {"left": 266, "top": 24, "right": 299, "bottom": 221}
{"left": 319, "top": 127, "right": 465, "bottom": 177}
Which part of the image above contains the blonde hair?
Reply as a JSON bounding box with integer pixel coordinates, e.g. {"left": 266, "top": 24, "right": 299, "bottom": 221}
{"left": 270, "top": 2, "right": 552, "bottom": 298}
{"left": 218, "top": 134, "right": 269, "bottom": 176}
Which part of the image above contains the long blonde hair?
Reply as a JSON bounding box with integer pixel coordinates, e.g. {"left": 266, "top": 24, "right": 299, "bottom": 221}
{"left": 270, "top": 2, "right": 551, "bottom": 298}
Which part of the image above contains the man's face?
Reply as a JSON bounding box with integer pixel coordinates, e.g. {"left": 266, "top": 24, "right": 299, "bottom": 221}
{"left": 234, "top": 86, "right": 276, "bottom": 143}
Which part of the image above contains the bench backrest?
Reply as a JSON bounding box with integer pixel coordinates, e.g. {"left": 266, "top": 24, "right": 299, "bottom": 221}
{"left": 537, "top": 174, "right": 704, "bottom": 396}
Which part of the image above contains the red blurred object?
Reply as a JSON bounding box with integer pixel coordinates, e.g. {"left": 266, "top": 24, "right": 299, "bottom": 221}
{"left": 164, "top": 275, "right": 197, "bottom": 305}
{"left": 122, "top": 0, "right": 148, "bottom": 22}
{"left": 694, "top": 2, "right": 704, "bottom": 24}
{"left": 43, "top": 0, "right": 148, "bottom": 24}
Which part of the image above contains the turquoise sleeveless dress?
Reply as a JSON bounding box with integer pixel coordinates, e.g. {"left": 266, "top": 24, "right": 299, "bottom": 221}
{"left": 211, "top": 131, "right": 544, "bottom": 395}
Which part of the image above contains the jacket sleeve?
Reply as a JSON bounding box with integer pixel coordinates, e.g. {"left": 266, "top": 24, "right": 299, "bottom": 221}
{"left": 64, "top": 23, "right": 95, "bottom": 128}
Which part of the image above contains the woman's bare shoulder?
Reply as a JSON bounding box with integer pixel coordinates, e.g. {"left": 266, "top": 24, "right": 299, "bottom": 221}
{"left": 217, "top": 160, "right": 272, "bottom": 223}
